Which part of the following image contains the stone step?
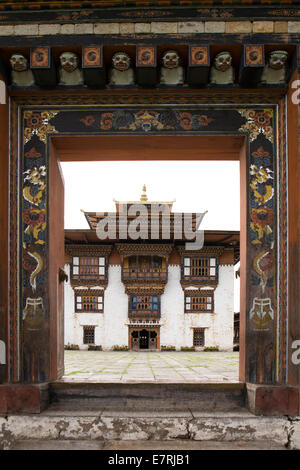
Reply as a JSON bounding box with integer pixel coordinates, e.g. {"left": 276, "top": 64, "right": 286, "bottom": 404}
{"left": 10, "top": 439, "right": 287, "bottom": 451}
{"left": 50, "top": 381, "right": 246, "bottom": 411}
{"left": 2, "top": 408, "right": 298, "bottom": 450}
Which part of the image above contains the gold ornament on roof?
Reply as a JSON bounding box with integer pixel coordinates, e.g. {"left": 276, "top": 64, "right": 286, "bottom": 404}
{"left": 140, "top": 185, "right": 148, "bottom": 202}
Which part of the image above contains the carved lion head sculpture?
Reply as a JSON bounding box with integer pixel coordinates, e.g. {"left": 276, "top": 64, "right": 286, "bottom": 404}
{"left": 268, "top": 50, "right": 288, "bottom": 70}
{"left": 112, "top": 52, "right": 131, "bottom": 71}
{"left": 10, "top": 54, "right": 29, "bottom": 72}
{"left": 162, "top": 50, "right": 181, "bottom": 69}
{"left": 214, "top": 52, "right": 232, "bottom": 72}
{"left": 59, "top": 52, "right": 79, "bottom": 73}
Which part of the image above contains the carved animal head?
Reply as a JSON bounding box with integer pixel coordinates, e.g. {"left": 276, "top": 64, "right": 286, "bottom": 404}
{"left": 10, "top": 54, "right": 29, "bottom": 72}
{"left": 268, "top": 50, "right": 288, "bottom": 70}
{"left": 162, "top": 50, "right": 180, "bottom": 69}
{"left": 214, "top": 52, "right": 232, "bottom": 72}
{"left": 112, "top": 52, "right": 131, "bottom": 71}
{"left": 59, "top": 52, "right": 79, "bottom": 73}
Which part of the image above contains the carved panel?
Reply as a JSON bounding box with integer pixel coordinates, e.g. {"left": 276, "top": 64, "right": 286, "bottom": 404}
{"left": 30, "top": 47, "right": 51, "bottom": 69}
{"left": 82, "top": 46, "right": 103, "bottom": 68}
{"left": 244, "top": 45, "right": 265, "bottom": 67}
{"left": 136, "top": 46, "right": 157, "bottom": 68}
{"left": 189, "top": 45, "right": 210, "bottom": 67}
{"left": 116, "top": 243, "right": 173, "bottom": 257}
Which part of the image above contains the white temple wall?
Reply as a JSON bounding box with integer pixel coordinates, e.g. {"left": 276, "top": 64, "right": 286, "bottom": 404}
{"left": 213, "top": 264, "right": 235, "bottom": 351}
{"left": 102, "top": 265, "right": 128, "bottom": 350}
{"left": 64, "top": 264, "right": 75, "bottom": 346}
{"left": 160, "top": 265, "right": 184, "bottom": 349}
{"left": 160, "top": 264, "right": 234, "bottom": 351}
{"left": 64, "top": 262, "right": 234, "bottom": 351}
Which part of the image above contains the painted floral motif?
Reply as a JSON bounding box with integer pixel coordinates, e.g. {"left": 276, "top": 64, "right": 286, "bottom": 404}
{"left": 238, "top": 109, "right": 274, "bottom": 143}
{"left": 178, "top": 112, "right": 214, "bottom": 130}
{"left": 25, "top": 147, "right": 42, "bottom": 159}
{"left": 100, "top": 113, "right": 114, "bottom": 130}
{"left": 23, "top": 110, "right": 58, "bottom": 144}
{"left": 251, "top": 146, "right": 270, "bottom": 158}
{"left": 179, "top": 112, "right": 193, "bottom": 130}
{"left": 80, "top": 115, "right": 95, "bottom": 127}
{"left": 249, "top": 164, "right": 274, "bottom": 246}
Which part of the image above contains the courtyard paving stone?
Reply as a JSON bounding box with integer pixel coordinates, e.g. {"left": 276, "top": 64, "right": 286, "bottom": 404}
{"left": 63, "top": 351, "right": 239, "bottom": 382}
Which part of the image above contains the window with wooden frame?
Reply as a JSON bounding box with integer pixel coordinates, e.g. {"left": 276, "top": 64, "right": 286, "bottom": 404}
{"left": 129, "top": 295, "right": 160, "bottom": 316}
{"left": 182, "top": 257, "right": 217, "bottom": 282}
{"left": 193, "top": 328, "right": 205, "bottom": 347}
{"left": 185, "top": 292, "right": 214, "bottom": 313}
{"left": 71, "top": 256, "right": 106, "bottom": 280}
{"left": 83, "top": 326, "right": 95, "bottom": 344}
{"left": 123, "top": 255, "right": 167, "bottom": 280}
{"left": 75, "top": 293, "right": 104, "bottom": 313}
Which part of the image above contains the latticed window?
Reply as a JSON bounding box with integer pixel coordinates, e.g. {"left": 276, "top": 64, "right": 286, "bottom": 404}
{"left": 129, "top": 295, "right": 160, "bottom": 316}
{"left": 193, "top": 328, "right": 205, "bottom": 347}
{"left": 185, "top": 293, "right": 213, "bottom": 313}
{"left": 83, "top": 326, "right": 95, "bottom": 344}
{"left": 123, "top": 255, "right": 166, "bottom": 280}
{"left": 183, "top": 257, "right": 217, "bottom": 281}
{"left": 72, "top": 256, "right": 106, "bottom": 279}
{"left": 76, "top": 294, "right": 103, "bottom": 313}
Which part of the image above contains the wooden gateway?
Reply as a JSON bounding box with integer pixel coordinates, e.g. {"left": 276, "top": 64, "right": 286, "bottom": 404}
{"left": 0, "top": 0, "right": 299, "bottom": 416}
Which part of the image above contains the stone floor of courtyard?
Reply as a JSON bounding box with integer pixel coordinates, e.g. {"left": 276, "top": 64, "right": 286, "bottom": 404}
{"left": 62, "top": 351, "right": 239, "bottom": 382}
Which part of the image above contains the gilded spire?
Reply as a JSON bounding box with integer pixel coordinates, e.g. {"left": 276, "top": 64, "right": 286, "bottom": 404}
{"left": 140, "top": 184, "right": 148, "bottom": 202}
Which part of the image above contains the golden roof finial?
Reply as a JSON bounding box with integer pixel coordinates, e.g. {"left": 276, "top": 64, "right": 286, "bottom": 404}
{"left": 140, "top": 184, "right": 148, "bottom": 202}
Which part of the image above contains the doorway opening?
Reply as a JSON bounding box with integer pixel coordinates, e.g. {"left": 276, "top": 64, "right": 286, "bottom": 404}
{"left": 56, "top": 139, "right": 242, "bottom": 383}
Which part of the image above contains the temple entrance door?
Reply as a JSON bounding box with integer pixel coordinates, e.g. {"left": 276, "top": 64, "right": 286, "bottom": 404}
{"left": 139, "top": 329, "right": 149, "bottom": 349}
{"left": 149, "top": 331, "right": 157, "bottom": 350}
{"left": 131, "top": 330, "right": 139, "bottom": 351}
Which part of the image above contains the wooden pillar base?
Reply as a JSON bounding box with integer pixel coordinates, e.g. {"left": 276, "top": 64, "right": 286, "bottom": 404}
{"left": 0, "top": 383, "right": 49, "bottom": 414}
{"left": 247, "top": 383, "right": 300, "bottom": 416}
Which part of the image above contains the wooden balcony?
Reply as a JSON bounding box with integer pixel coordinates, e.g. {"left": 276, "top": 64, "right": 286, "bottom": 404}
{"left": 122, "top": 267, "right": 167, "bottom": 281}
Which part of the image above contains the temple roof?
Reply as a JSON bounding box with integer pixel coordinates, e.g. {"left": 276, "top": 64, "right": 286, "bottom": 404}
{"left": 83, "top": 185, "right": 179, "bottom": 230}
{"left": 74, "top": 187, "right": 239, "bottom": 261}
{"left": 65, "top": 229, "right": 240, "bottom": 262}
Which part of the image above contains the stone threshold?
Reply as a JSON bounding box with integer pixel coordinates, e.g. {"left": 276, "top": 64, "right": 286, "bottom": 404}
{"left": 10, "top": 439, "right": 287, "bottom": 451}
{"left": 53, "top": 380, "right": 244, "bottom": 388}
{"left": 1, "top": 408, "right": 299, "bottom": 450}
